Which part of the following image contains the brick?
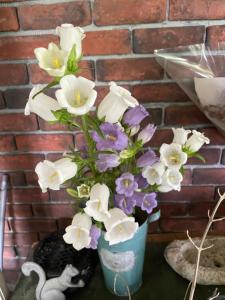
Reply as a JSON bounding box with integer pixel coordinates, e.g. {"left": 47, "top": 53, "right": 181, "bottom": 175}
{"left": 160, "top": 203, "right": 188, "bottom": 217}
{"left": 16, "top": 246, "right": 30, "bottom": 257}
{"left": 0, "top": 114, "right": 38, "bottom": 131}
{"left": 170, "top": 0, "right": 225, "bottom": 20}
{"left": 4, "top": 220, "right": 10, "bottom": 232}
{"left": 160, "top": 218, "right": 208, "bottom": 232}
{"left": 4, "top": 232, "right": 38, "bottom": 246}
{"left": 0, "top": 172, "right": 26, "bottom": 186}
{"left": 193, "top": 168, "right": 225, "bottom": 184}
{"left": 212, "top": 220, "right": 225, "bottom": 233}
{"left": 9, "top": 188, "right": 48, "bottom": 203}
{"left": 188, "top": 202, "right": 223, "bottom": 217}
{"left": 0, "top": 136, "right": 15, "bottom": 152}
{"left": 0, "top": 7, "right": 19, "bottom": 31}
{"left": 4, "top": 246, "right": 16, "bottom": 258}
{"left": 10, "top": 219, "right": 57, "bottom": 232}
{"left": 57, "top": 218, "right": 72, "bottom": 230}
{"left": 29, "top": 60, "right": 94, "bottom": 84}
{"left": 201, "top": 128, "right": 225, "bottom": 145}
{"left": 4, "top": 88, "right": 30, "bottom": 109}
{"left": 50, "top": 189, "right": 73, "bottom": 202}
{"left": 94, "top": 0, "right": 166, "bottom": 25}
{"left": 182, "top": 169, "right": 192, "bottom": 185}
{"left": 74, "top": 133, "right": 86, "bottom": 151}
{"left": 0, "top": 154, "right": 44, "bottom": 171}
{"left": 25, "top": 171, "right": 38, "bottom": 186}
{"left": 16, "top": 134, "right": 73, "bottom": 151}
{"left": 187, "top": 148, "right": 220, "bottom": 165}
{"left": 142, "top": 108, "right": 162, "bottom": 126}
{"left": 149, "top": 129, "right": 173, "bottom": 147}
{"left": 18, "top": 1, "right": 91, "bottom": 30}
{"left": 132, "top": 83, "right": 190, "bottom": 103}
{"left": 165, "top": 105, "right": 209, "bottom": 126}
{"left": 3, "top": 257, "right": 25, "bottom": 270}
{"left": 0, "top": 35, "right": 56, "bottom": 61}
{"left": 207, "top": 26, "right": 225, "bottom": 49}
{"left": 159, "top": 186, "right": 215, "bottom": 203}
{"left": 0, "top": 64, "right": 28, "bottom": 86}
{"left": 38, "top": 118, "right": 68, "bottom": 131}
{"left": 83, "top": 30, "right": 131, "bottom": 55}
{"left": 0, "top": 92, "right": 5, "bottom": 109}
{"left": 6, "top": 204, "right": 32, "bottom": 217}
{"left": 32, "top": 204, "right": 74, "bottom": 218}
{"left": 97, "top": 58, "right": 163, "bottom": 81}
{"left": 46, "top": 153, "right": 64, "bottom": 161}
{"left": 133, "top": 27, "right": 205, "bottom": 53}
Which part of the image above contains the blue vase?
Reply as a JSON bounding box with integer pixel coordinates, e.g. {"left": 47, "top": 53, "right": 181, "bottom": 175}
{"left": 97, "top": 212, "right": 160, "bottom": 296}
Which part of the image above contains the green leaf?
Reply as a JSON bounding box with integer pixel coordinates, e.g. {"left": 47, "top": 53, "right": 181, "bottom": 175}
{"left": 32, "top": 79, "right": 59, "bottom": 99}
{"left": 85, "top": 114, "right": 104, "bottom": 138}
{"left": 67, "top": 44, "right": 78, "bottom": 73}
{"left": 191, "top": 153, "right": 206, "bottom": 163}
{"left": 66, "top": 188, "right": 78, "bottom": 198}
{"left": 52, "top": 109, "right": 78, "bottom": 127}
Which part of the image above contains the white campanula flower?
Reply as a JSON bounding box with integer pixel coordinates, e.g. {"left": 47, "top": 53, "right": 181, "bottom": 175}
{"left": 172, "top": 128, "right": 191, "bottom": 145}
{"left": 158, "top": 168, "right": 183, "bottom": 193}
{"left": 129, "top": 125, "right": 140, "bottom": 136}
{"left": 84, "top": 183, "right": 110, "bottom": 222}
{"left": 142, "top": 162, "right": 165, "bottom": 185}
{"left": 185, "top": 130, "right": 210, "bottom": 153}
{"left": 56, "top": 24, "right": 85, "bottom": 58}
{"left": 25, "top": 86, "right": 61, "bottom": 121}
{"left": 104, "top": 208, "right": 138, "bottom": 245}
{"left": 35, "top": 158, "right": 77, "bottom": 193}
{"left": 160, "top": 143, "right": 187, "bottom": 169}
{"left": 34, "top": 43, "right": 68, "bottom": 77}
{"left": 63, "top": 213, "right": 92, "bottom": 251}
{"left": 97, "top": 82, "right": 138, "bottom": 123}
{"left": 56, "top": 75, "right": 97, "bottom": 115}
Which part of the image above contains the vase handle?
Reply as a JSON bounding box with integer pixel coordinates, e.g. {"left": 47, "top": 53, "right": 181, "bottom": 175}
{"left": 148, "top": 209, "right": 160, "bottom": 224}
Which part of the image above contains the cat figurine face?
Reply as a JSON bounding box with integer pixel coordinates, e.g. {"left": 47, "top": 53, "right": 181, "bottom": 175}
{"left": 62, "top": 264, "right": 79, "bottom": 282}
{"left": 99, "top": 249, "right": 135, "bottom": 272}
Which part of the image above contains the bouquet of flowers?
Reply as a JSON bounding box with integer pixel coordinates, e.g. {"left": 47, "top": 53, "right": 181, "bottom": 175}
{"left": 155, "top": 43, "right": 225, "bottom": 136}
{"left": 25, "top": 24, "right": 210, "bottom": 251}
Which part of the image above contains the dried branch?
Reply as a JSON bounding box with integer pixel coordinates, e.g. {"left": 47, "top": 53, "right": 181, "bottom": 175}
{"left": 185, "top": 190, "right": 225, "bottom": 300}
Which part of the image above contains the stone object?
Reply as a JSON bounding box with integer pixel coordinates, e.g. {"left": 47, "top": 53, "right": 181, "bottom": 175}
{"left": 165, "top": 236, "right": 225, "bottom": 285}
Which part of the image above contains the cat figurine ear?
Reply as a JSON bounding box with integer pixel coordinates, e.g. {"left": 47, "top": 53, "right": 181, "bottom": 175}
{"left": 22, "top": 262, "right": 85, "bottom": 300}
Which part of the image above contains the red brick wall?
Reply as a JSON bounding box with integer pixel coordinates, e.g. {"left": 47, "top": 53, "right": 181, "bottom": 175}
{"left": 1, "top": 0, "right": 225, "bottom": 277}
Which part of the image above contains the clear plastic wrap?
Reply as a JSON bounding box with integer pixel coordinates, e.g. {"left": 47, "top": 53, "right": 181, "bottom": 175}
{"left": 154, "top": 43, "right": 225, "bottom": 136}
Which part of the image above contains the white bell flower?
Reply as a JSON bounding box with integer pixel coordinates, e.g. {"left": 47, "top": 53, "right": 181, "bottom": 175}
{"left": 34, "top": 43, "right": 68, "bottom": 77}
{"left": 160, "top": 143, "right": 187, "bottom": 169}
{"left": 56, "top": 24, "right": 85, "bottom": 58}
{"left": 185, "top": 130, "right": 210, "bottom": 153}
{"left": 56, "top": 75, "right": 97, "bottom": 115}
{"left": 172, "top": 128, "right": 191, "bottom": 145}
{"left": 142, "top": 162, "right": 165, "bottom": 185}
{"left": 84, "top": 183, "right": 110, "bottom": 222}
{"left": 104, "top": 208, "right": 138, "bottom": 245}
{"left": 25, "top": 86, "right": 61, "bottom": 121}
{"left": 63, "top": 213, "right": 92, "bottom": 251}
{"left": 35, "top": 158, "right": 77, "bottom": 193}
{"left": 97, "top": 82, "right": 138, "bottom": 123}
{"left": 158, "top": 168, "right": 183, "bottom": 192}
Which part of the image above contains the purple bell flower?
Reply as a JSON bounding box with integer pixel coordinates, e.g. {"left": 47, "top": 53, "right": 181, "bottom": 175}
{"left": 87, "top": 225, "right": 101, "bottom": 250}
{"left": 137, "top": 124, "right": 156, "bottom": 145}
{"left": 114, "top": 194, "right": 136, "bottom": 215}
{"left": 92, "top": 122, "right": 128, "bottom": 151}
{"left": 135, "top": 174, "right": 148, "bottom": 189}
{"left": 123, "top": 105, "right": 149, "bottom": 126}
{"left": 139, "top": 193, "right": 157, "bottom": 214}
{"left": 96, "top": 153, "right": 120, "bottom": 172}
{"left": 137, "top": 149, "right": 158, "bottom": 168}
{"left": 115, "top": 172, "right": 138, "bottom": 197}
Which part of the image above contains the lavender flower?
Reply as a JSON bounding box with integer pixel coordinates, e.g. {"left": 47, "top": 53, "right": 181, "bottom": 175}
{"left": 137, "top": 149, "right": 158, "bottom": 168}
{"left": 96, "top": 153, "right": 120, "bottom": 172}
{"left": 115, "top": 172, "right": 138, "bottom": 197}
{"left": 135, "top": 174, "right": 148, "bottom": 189}
{"left": 87, "top": 225, "right": 101, "bottom": 250}
{"left": 123, "top": 105, "right": 149, "bottom": 126}
{"left": 137, "top": 124, "right": 156, "bottom": 145}
{"left": 92, "top": 122, "right": 128, "bottom": 151}
{"left": 139, "top": 193, "right": 157, "bottom": 214}
{"left": 114, "top": 194, "right": 136, "bottom": 215}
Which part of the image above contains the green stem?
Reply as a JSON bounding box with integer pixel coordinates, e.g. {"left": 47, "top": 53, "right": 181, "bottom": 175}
{"left": 81, "top": 115, "right": 96, "bottom": 175}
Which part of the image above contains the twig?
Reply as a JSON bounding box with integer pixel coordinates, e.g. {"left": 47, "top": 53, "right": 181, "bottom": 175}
{"left": 185, "top": 189, "right": 225, "bottom": 300}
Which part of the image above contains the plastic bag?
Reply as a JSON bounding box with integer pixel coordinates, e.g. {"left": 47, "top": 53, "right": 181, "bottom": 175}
{"left": 154, "top": 43, "right": 225, "bottom": 136}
